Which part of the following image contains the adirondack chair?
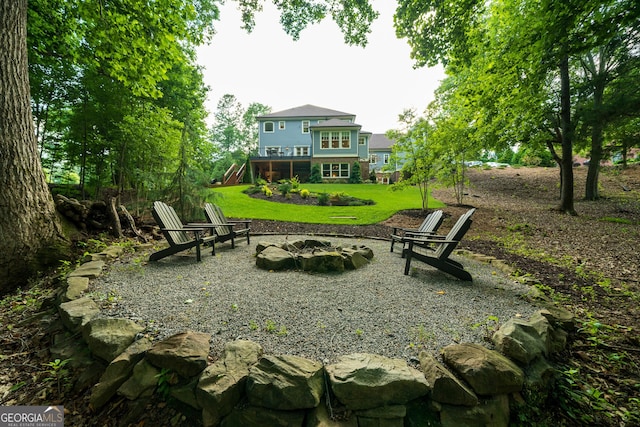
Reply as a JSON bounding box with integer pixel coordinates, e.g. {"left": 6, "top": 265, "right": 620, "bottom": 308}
{"left": 150, "top": 201, "right": 217, "bottom": 262}
{"left": 403, "top": 208, "right": 476, "bottom": 281}
{"left": 390, "top": 210, "right": 444, "bottom": 253}
{"left": 203, "top": 203, "right": 251, "bottom": 250}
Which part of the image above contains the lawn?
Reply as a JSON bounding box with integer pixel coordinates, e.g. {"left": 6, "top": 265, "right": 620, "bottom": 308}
{"left": 210, "top": 183, "right": 444, "bottom": 225}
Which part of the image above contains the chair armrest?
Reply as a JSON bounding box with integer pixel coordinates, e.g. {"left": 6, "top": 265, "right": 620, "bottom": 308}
{"left": 404, "top": 236, "right": 458, "bottom": 245}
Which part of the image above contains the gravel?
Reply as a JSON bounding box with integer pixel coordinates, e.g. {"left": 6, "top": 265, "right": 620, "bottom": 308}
{"left": 89, "top": 234, "right": 541, "bottom": 364}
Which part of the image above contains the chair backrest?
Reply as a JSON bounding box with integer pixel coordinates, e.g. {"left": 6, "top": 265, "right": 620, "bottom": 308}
{"left": 204, "top": 203, "right": 232, "bottom": 236}
{"left": 152, "top": 201, "right": 191, "bottom": 245}
{"left": 434, "top": 208, "right": 476, "bottom": 259}
{"left": 419, "top": 210, "right": 444, "bottom": 233}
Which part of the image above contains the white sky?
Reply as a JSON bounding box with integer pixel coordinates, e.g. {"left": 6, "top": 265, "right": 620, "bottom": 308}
{"left": 195, "top": 1, "right": 446, "bottom": 134}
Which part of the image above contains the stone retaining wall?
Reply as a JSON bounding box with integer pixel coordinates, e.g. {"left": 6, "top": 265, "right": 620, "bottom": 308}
{"left": 54, "top": 245, "right": 574, "bottom": 427}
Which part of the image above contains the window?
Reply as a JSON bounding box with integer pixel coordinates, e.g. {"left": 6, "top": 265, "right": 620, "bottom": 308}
{"left": 321, "top": 132, "right": 330, "bottom": 148}
{"left": 278, "top": 121, "right": 285, "bottom": 130}
{"left": 294, "top": 146, "right": 309, "bottom": 156}
{"left": 384, "top": 154, "right": 390, "bottom": 164}
{"left": 341, "top": 131, "right": 350, "bottom": 148}
{"left": 263, "top": 122, "right": 274, "bottom": 133}
{"left": 331, "top": 132, "right": 340, "bottom": 148}
{"left": 358, "top": 136, "right": 366, "bottom": 145}
{"left": 302, "top": 120, "right": 310, "bottom": 134}
{"left": 369, "top": 154, "right": 378, "bottom": 164}
{"left": 322, "top": 163, "right": 350, "bottom": 178}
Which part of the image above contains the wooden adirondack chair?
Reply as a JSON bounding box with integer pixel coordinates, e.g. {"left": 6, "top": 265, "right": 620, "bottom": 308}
{"left": 403, "top": 208, "right": 476, "bottom": 281}
{"left": 150, "top": 201, "right": 217, "bottom": 262}
{"left": 203, "top": 203, "right": 251, "bottom": 250}
{"left": 390, "top": 210, "right": 444, "bottom": 253}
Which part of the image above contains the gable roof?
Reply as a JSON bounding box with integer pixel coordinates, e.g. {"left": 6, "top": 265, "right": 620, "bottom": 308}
{"left": 369, "top": 134, "right": 395, "bottom": 150}
{"left": 309, "top": 118, "right": 362, "bottom": 129}
{"left": 257, "top": 104, "right": 355, "bottom": 120}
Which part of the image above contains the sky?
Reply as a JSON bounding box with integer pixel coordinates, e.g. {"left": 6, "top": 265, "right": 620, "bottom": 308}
{"left": 195, "top": 1, "right": 446, "bottom": 134}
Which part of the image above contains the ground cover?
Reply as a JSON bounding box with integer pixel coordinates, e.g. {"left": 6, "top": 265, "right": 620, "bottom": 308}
{"left": 0, "top": 165, "right": 638, "bottom": 425}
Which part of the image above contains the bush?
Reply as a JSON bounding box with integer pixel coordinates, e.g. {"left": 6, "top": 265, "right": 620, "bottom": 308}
{"left": 300, "top": 189, "right": 310, "bottom": 199}
{"left": 317, "top": 192, "right": 330, "bottom": 206}
{"left": 262, "top": 185, "right": 273, "bottom": 197}
{"left": 309, "top": 164, "right": 322, "bottom": 183}
{"left": 278, "top": 182, "right": 292, "bottom": 196}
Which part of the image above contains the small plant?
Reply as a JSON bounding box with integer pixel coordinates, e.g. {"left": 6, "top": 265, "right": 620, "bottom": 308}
{"left": 317, "top": 192, "right": 330, "bottom": 206}
{"left": 249, "top": 320, "right": 259, "bottom": 331}
{"left": 156, "top": 368, "right": 178, "bottom": 400}
{"left": 262, "top": 185, "right": 273, "bottom": 197}
{"left": 265, "top": 319, "right": 277, "bottom": 333}
{"left": 277, "top": 326, "right": 288, "bottom": 336}
{"left": 355, "top": 328, "right": 364, "bottom": 337}
{"left": 471, "top": 315, "right": 500, "bottom": 342}
{"left": 230, "top": 303, "right": 238, "bottom": 312}
{"left": 278, "top": 182, "right": 292, "bottom": 196}
{"left": 43, "top": 358, "right": 71, "bottom": 397}
{"left": 300, "top": 188, "right": 310, "bottom": 199}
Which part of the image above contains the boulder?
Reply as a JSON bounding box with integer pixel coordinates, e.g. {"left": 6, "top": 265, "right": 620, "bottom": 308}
{"left": 90, "top": 338, "right": 153, "bottom": 409}
{"left": 255, "top": 246, "right": 296, "bottom": 270}
{"left": 68, "top": 260, "right": 105, "bottom": 279}
{"left": 146, "top": 331, "right": 210, "bottom": 377}
{"left": 219, "top": 406, "right": 306, "bottom": 427}
{"left": 197, "top": 340, "right": 263, "bottom": 425}
{"left": 246, "top": 354, "right": 324, "bottom": 410}
{"left": 492, "top": 316, "right": 550, "bottom": 365}
{"left": 341, "top": 248, "right": 370, "bottom": 270}
{"left": 441, "top": 343, "right": 524, "bottom": 396}
{"left": 58, "top": 297, "right": 100, "bottom": 332}
{"left": 63, "top": 276, "right": 90, "bottom": 302}
{"left": 83, "top": 318, "right": 144, "bottom": 362}
{"left": 326, "top": 353, "right": 429, "bottom": 410}
{"left": 419, "top": 352, "right": 478, "bottom": 406}
{"left": 298, "top": 251, "right": 345, "bottom": 272}
{"left": 440, "top": 394, "right": 510, "bottom": 427}
{"left": 117, "top": 359, "right": 159, "bottom": 400}
{"left": 305, "top": 403, "right": 358, "bottom": 427}
{"left": 356, "top": 405, "right": 406, "bottom": 427}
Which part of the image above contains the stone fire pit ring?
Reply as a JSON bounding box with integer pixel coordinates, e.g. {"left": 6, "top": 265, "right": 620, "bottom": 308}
{"left": 255, "top": 238, "right": 374, "bottom": 273}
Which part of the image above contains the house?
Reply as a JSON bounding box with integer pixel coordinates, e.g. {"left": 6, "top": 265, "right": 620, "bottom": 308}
{"left": 251, "top": 105, "right": 374, "bottom": 182}
{"left": 368, "top": 133, "right": 400, "bottom": 183}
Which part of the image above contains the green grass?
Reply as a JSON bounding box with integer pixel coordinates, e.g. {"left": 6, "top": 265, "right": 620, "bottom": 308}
{"left": 210, "top": 184, "right": 444, "bottom": 225}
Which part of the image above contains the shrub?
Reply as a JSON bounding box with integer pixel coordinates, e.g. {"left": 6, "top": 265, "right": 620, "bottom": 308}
{"left": 300, "top": 189, "right": 310, "bottom": 199}
{"left": 262, "top": 185, "right": 273, "bottom": 197}
{"left": 317, "top": 192, "right": 330, "bottom": 206}
{"left": 278, "top": 182, "right": 292, "bottom": 196}
{"left": 309, "top": 164, "right": 322, "bottom": 183}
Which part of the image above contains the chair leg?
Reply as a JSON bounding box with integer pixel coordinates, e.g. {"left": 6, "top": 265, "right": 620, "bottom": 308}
{"left": 404, "top": 242, "right": 414, "bottom": 275}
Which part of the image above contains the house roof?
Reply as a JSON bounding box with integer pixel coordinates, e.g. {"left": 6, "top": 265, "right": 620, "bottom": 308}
{"left": 309, "top": 118, "right": 362, "bottom": 129}
{"left": 369, "top": 134, "right": 395, "bottom": 150}
{"left": 257, "top": 104, "right": 355, "bottom": 120}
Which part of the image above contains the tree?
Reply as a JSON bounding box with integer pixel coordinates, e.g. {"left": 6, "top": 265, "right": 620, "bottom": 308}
{"left": 1, "top": 0, "right": 378, "bottom": 290}
{"left": 349, "top": 161, "right": 362, "bottom": 183}
{"left": 388, "top": 110, "right": 439, "bottom": 211}
{"left": 1, "top": 1, "right": 70, "bottom": 292}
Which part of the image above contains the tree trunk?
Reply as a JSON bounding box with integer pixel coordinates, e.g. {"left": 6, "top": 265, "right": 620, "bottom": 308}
{"left": 0, "top": 1, "right": 69, "bottom": 292}
{"left": 585, "top": 69, "right": 606, "bottom": 201}
{"left": 558, "top": 54, "right": 576, "bottom": 215}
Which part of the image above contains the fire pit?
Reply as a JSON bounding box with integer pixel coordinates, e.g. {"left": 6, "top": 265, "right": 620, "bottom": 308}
{"left": 255, "top": 238, "right": 374, "bottom": 273}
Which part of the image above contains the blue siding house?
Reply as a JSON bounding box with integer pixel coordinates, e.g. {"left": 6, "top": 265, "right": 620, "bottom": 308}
{"left": 251, "top": 105, "right": 374, "bottom": 182}
{"left": 368, "top": 133, "right": 400, "bottom": 183}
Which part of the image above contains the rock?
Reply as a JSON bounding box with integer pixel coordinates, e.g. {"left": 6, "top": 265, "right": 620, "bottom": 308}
{"left": 68, "top": 260, "right": 105, "bottom": 279}
{"left": 419, "top": 352, "right": 478, "bottom": 406}
{"left": 326, "top": 353, "right": 429, "bottom": 410}
{"left": 63, "top": 276, "right": 89, "bottom": 302}
{"left": 197, "top": 340, "right": 263, "bottom": 425}
{"left": 441, "top": 343, "right": 524, "bottom": 396}
{"left": 117, "top": 359, "right": 159, "bottom": 400}
{"left": 83, "top": 318, "right": 145, "bottom": 362}
{"left": 255, "top": 246, "right": 296, "bottom": 270}
{"left": 306, "top": 403, "right": 358, "bottom": 426}
{"left": 440, "top": 394, "right": 510, "bottom": 427}
{"left": 356, "top": 405, "right": 406, "bottom": 426}
{"left": 298, "top": 251, "right": 345, "bottom": 272}
{"left": 146, "top": 331, "right": 211, "bottom": 378}
{"left": 220, "top": 406, "right": 306, "bottom": 427}
{"left": 341, "top": 248, "right": 370, "bottom": 270}
{"left": 90, "top": 338, "right": 153, "bottom": 409}
{"left": 58, "top": 297, "right": 100, "bottom": 332}
{"left": 492, "top": 317, "right": 549, "bottom": 365}
{"left": 246, "top": 354, "right": 324, "bottom": 410}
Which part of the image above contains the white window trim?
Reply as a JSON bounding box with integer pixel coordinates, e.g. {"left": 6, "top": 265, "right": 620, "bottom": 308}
{"left": 302, "top": 120, "right": 310, "bottom": 134}
{"left": 384, "top": 153, "right": 390, "bottom": 164}
{"left": 294, "top": 146, "right": 309, "bottom": 156}
{"left": 278, "top": 121, "right": 285, "bottom": 130}
{"left": 263, "top": 121, "right": 275, "bottom": 133}
{"left": 321, "top": 163, "right": 350, "bottom": 179}
{"left": 319, "top": 131, "right": 351, "bottom": 150}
